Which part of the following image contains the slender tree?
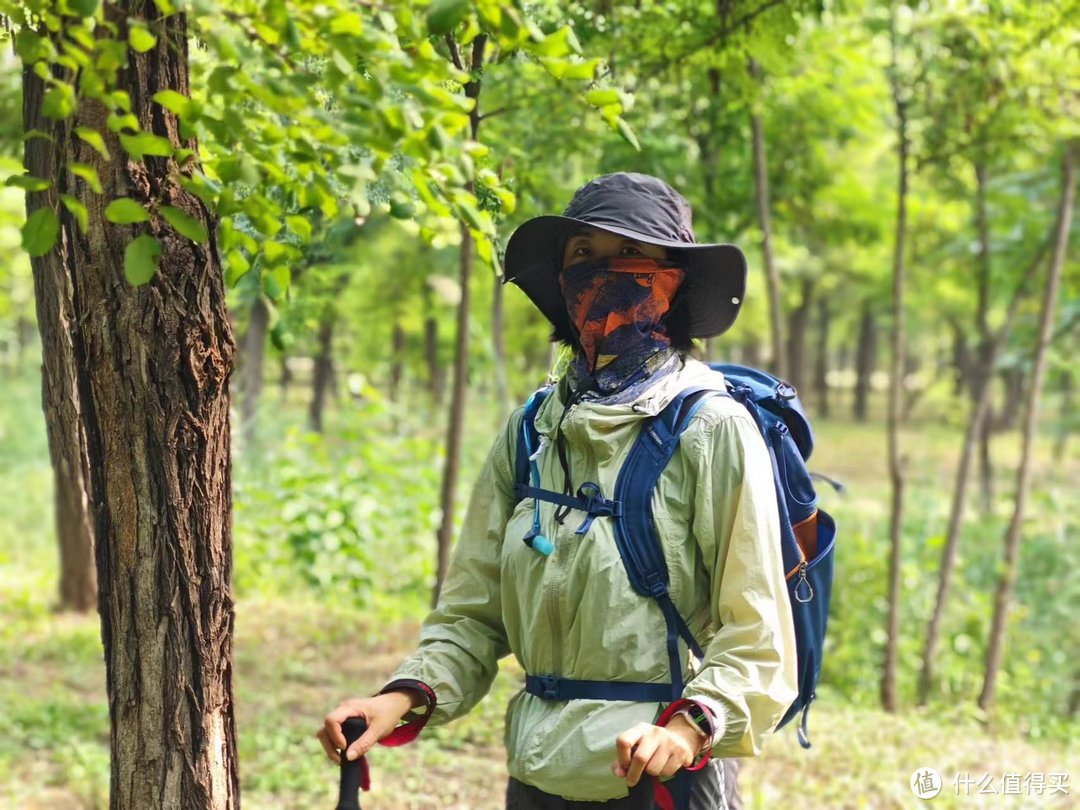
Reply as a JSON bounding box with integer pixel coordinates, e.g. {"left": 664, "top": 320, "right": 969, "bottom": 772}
{"left": 979, "top": 141, "right": 1076, "bottom": 712}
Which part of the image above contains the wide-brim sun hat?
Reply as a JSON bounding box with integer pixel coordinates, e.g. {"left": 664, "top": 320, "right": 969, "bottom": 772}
{"left": 503, "top": 172, "right": 747, "bottom": 339}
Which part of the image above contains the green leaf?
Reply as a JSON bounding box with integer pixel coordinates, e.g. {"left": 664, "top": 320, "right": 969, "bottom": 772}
{"left": 4, "top": 174, "right": 52, "bottom": 192}
{"left": 330, "top": 11, "right": 364, "bottom": 36}
{"left": 69, "top": 163, "right": 103, "bottom": 194}
{"left": 42, "top": 84, "right": 76, "bottom": 120}
{"left": 120, "top": 132, "right": 173, "bottom": 159}
{"left": 124, "top": 234, "right": 161, "bottom": 285}
{"left": 224, "top": 250, "right": 250, "bottom": 286}
{"left": 75, "top": 126, "right": 111, "bottom": 159}
{"left": 286, "top": 215, "right": 311, "bottom": 243}
{"left": 153, "top": 90, "right": 191, "bottom": 118}
{"left": 21, "top": 208, "right": 60, "bottom": 257}
{"left": 60, "top": 194, "right": 89, "bottom": 234}
{"left": 615, "top": 117, "right": 640, "bottom": 151}
{"left": 427, "top": 0, "right": 470, "bottom": 35}
{"left": 160, "top": 205, "right": 208, "bottom": 243}
{"left": 15, "top": 30, "right": 52, "bottom": 63}
{"left": 105, "top": 198, "right": 150, "bottom": 224}
{"left": 585, "top": 89, "right": 621, "bottom": 108}
{"left": 262, "top": 264, "right": 290, "bottom": 300}
{"left": 69, "top": 0, "right": 100, "bottom": 17}
{"left": 128, "top": 26, "right": 156, "bottom": 53}
{"left": 22, "top": 129, "right": 55, "bottom": 143}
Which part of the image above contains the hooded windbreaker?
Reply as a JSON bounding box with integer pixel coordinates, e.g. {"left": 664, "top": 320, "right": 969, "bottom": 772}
{"left": 386, "top": 357, "right": 799, "bottom": 801}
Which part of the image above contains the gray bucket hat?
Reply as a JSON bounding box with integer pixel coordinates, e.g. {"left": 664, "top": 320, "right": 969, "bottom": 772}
{"left": 503, "top": 172, "right": 747, "bottom": 339}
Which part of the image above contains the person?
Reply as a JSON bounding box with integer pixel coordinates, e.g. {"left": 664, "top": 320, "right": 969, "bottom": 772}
{"left": 317, "top": 172, "right": 798, "bottom": 809}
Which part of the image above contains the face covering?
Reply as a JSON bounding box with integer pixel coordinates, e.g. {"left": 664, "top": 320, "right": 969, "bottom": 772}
{"left": 558, "top": 256, "right": 685, "bottom": 373}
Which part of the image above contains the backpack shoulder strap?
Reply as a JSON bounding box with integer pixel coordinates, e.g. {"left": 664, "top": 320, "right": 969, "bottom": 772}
{"left": 514, "top": 386, "right": 554, "bottom": 490}
{"left": 612, "top": 384, "right": 729, "bottom": 699}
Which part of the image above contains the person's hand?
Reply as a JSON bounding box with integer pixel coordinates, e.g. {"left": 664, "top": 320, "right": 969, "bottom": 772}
{"left": 316, "top": 690, "right": 423, "bottom": 765}
{"left": 612, "top": 715, "right": 707, "bottom": 787}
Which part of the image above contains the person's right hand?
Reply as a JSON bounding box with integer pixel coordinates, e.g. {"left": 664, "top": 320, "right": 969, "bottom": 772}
{"left": 316, "top": 690, "right": 423, "bottom": 765}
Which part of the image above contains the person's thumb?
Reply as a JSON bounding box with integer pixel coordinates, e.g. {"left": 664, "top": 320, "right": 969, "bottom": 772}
{"left": 345, "top": 721, "right": 383, "bottom": 761}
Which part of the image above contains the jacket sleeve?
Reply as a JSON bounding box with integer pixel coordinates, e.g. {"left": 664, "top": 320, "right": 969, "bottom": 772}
{"left": 680, "top": 407, "right": 799, "bottom": 757}
{"left": 382, "top": 410, "right": 521, "bottom": 726}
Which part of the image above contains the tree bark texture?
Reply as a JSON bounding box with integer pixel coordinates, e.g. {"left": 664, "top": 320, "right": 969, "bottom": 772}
{"left": 24, "top": 7, "right": 239, "bottom": 807}
{"left": 853, "top": 300, "right": 876, "bottom": 423}
{"left": 882, "top": 18, "right": 908, "bottom": 714}
{"left": 749, "top": 59, "right": 785, "bottom": 380}
{"left": 433, "top": 34, "right": 486, "bottom": 606}
{"left": 239, "top": 295, "right": 268, "bottom": 448}
{"left": 24, "top": 161, "right": 98, "bottom": 612}
{"left": 979, "top": 141, "right": 1075, "bottom": 712}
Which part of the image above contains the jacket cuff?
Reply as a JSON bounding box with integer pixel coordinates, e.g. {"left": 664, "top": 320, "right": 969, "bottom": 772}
{"left": 684, "top": 695, "right": 727, "bottom": 746}
{"left": 376, "top": 678, "right": 437, "bottom": 746}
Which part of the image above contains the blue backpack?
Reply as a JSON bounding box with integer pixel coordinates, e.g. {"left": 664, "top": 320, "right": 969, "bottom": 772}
{"left": 513, "top": 363, "right": 836, "bottom": 751}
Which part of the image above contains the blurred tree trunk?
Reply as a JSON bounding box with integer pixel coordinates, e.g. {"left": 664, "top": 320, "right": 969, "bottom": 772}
{"left": 1054, "top": 370, "right": 1073, "bottom": 462}
{"left": 492, "top": 271, "right": 508, "bottom": 416}
{"left": 814, "top": 297, "right": 830, "bottom": 418}
{"left": 389, "top": 320, "right": 406, "bottom": 405}
{"left": 423, "top": 284, "right": 443, "bottom": 404}
{"left": 785, "top": 277, "right": 814, "bottom": 395}
{"left": 434, "top": 34, "right": 486, "bottom": 606}
{"left": 812, "top": 295, "right": 829, "bottom": 419}
{"left": 24, "top": 141, "right": 97, "bottom": 613}
{"left": 741, "top": 335, "right": 761, "bottom": 368}
{"left": 980, "top": 141, "right": 1075, "bottom": 713}
{"left": 23, "top": 5, "right": 239, "bottom": 806}
{"left": 949, "top": 319, "right": 972, "bottom": 397}
{"left": 994, "top": 368, "right": 1024, "bottom": 430}
{"left": 973, "top": 162, "right": 996, "bottom": 514}
{"left": 916, "top": 232, "right": 1046, "bottom": 706}
{"left": 309, "top": 313, "right": 336, "bottom": 433}
{"left": 240, "top": 296, "right": 268, "bottom": 447}
{"left": 853, "top": 301, "right": 876, "bottom": 423}
{"left": 749, "top": 59, "right": 784, "bottom": 379}
{"left": 882, "top": 14, "right": 909, "bottom": 714}
{"left": 279, "top": 354, "right": 292, "bottom": 403}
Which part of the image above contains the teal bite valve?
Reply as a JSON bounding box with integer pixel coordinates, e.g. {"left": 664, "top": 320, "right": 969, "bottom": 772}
{"left": 523, "top": 529, "right": 554, "bottom": 556}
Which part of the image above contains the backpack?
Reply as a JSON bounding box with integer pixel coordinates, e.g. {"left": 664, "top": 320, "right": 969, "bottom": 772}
{"left": 512, "top": 363, "right": 836, "bottom": 752}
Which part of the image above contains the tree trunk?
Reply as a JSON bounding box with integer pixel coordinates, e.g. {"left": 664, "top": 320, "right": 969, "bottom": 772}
{"left": 25, "top": 168, "right": 97, "bottom": 612}
{"left": 785, "top": 277, "right": 814, "bottom": 397}
{"left": 814, "top": 296, "right": 830, "bottom": 419}
{"left": 882, "top": 17, "right": 909, "bottom": 714}
{"left": 973, "top": 162, "right": 996, "bottom": 514}
{"left": 279, "top": 354, "right": 292, "bottom": 403}
{"left": 1054, "top": 370, "right": 1073, "bottom": 462}
{"left": 423, "top": 284, "right": 443, "bottom": 404}
{"left": 979, "top": 141, "right": 1075, "bottom": 713}
{"left": 748, "top": 59, "right": 784, "bottom": 379}
{"left": 24, "top": 7, "right": 239, "bottom": 808}
{"left": 240, "top": 296, "right": 268, "bottom": 448}
{"left": 741, "top": 335, "right": 761, "bottom": 369}
{"left": 389, "top": 319, "right": 406, "bottom": 404}
{"left": 309, "top": 313, "right": 335, "bottom": 433}
{"left": 853, "top": 301, "right": 876, "bottom": 423}
{"left": 492, "top": 270, "right": 508, "bottom": 417}
{"left": 994, "top": 368, "right": 1024, "bottom": 430}
{"left": 949, "top": 319, "right": 972, "bottom": 398}
{"left": 433, "top": 34, "right": 486, "bottom": 606}
{"left": 916, "top": 237, "right": 1046, "bottom": 706}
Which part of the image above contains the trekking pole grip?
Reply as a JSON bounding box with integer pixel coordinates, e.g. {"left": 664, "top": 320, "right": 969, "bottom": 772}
{"left": 336, "top": 717, "right": 368, "bottom": 810}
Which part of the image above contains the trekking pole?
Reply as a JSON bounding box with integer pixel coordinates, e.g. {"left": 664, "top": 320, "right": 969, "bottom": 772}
{"left": 336, "top": 717, "right": 368, "bottom": 810}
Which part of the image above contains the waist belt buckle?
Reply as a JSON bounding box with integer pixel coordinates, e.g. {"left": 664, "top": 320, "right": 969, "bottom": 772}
{"left": 537, "top": 676, "right": 560, "bottom": 701}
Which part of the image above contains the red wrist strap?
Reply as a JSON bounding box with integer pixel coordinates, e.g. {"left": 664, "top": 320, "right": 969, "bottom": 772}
{"left": 652, "top": 699, "right": 714, "bottom": 810}
{"left": 351, "top": 679, "right": 436, "bottom": 793}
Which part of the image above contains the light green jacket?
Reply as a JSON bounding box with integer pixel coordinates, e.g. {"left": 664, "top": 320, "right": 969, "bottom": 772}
{"left": 387, "top": 357, "right": 799, "bottom": 801}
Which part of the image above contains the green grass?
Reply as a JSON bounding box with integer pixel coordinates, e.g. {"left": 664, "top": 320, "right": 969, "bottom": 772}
{"left": 0, "top": 360, "right": 1076, "bottom": 809}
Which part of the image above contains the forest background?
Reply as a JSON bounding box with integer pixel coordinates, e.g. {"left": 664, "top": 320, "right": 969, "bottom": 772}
{"left": 0, "top": 0, "right": 1076, "bottom": 808}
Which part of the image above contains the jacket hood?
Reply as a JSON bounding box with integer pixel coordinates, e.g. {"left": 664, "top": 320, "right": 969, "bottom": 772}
{"left": 533, "top": 356, "right": 726, "bottom": 438}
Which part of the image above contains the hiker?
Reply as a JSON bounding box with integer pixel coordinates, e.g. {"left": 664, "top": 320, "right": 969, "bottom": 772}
{"left": 318, "top": 172, "right": 799, "bottom": 809}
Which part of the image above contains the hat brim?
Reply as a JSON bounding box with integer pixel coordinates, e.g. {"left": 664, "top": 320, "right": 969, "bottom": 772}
{"left": 503, "top": 215, "right": 747, "bottom": 339}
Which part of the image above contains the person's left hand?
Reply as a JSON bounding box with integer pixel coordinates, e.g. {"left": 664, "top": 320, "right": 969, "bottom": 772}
{"left": 612, "top": 715, "right": 706, "bottom": 787}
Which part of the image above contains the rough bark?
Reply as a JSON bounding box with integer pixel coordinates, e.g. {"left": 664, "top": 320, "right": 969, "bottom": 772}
{"left": 749, "top": 58, "right": 784, "bottom": 379}
{"left": 239, "top": 296, "right": 268, "bottom": 447}
{"left": 24, "top": 7, "right": 239, "bottom": 807}
{"left": 433, "top": 34, "right": 486, "bottom": 605}
{"left": 882, "top": 16, "right": 908, "bottom": 714}
{"left": 814, "top": 296, "right": 830, "bottom": 418}
{"left": 853, "top": 301, "right": 877, "bottom": 423}
{"left": 785, "top": 277, "right": 814, "bottom": 397}
{"left": 979, "top": 142, "right": 1075, "bottom": 713}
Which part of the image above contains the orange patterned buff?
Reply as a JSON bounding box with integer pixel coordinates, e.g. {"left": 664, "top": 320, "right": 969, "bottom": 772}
{"left": 558, "top": 257, "right": 686, "bottom": 372}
